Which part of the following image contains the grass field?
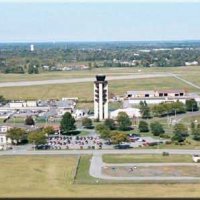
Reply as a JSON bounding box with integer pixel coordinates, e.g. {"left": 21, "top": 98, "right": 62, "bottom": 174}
{"left": 1, "top": 155, "right": 200, "bottom": 197}
{"left": 0, "top": 76, "right": 196, "bottom": 100}
{"left": 103, "top": 154, "right": 193, "bottom": 163}
{"left": 0, "top": 66, "right": 199, "bottom": 82}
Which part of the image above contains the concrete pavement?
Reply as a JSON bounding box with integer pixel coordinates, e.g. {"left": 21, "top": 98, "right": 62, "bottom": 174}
{"left": 171, "top": 73, "right": 200, "bottom": 90}
{"left": 0, "top": 73, "right": 172, "bottom": 87}
{"left": 89, "top": 153, "right": 200, "bottom": 181}
{"left": 1, "top": 148, "right": 200, "bottom": 156}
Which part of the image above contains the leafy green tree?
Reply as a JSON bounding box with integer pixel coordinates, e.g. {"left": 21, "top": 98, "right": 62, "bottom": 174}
{"left": 7, "top": 128, "right": 27, "bottom": 144}
{"left": 139, "top": 101, "right": 151, "bottom": 119}
{"left": 172, "top": 123, "right": 188, "bottom": 143}
{"left": 191, "top": 121, "right": 196, "bottom": 135}
{"left": 42, "top": 126, "right": 55, "bottom": 135}
{"left": 82, "top": 117, "right": 93, "bottom": 129}
{"left": 25, "top": 116, "right": 35, "bottom": 126}
{"left": 150, "top": 121, "right": 165, "bottom": 136}
{"left": 152, "top": 101, "right": 186, "bottom": 117}
{"left": 173, "top": 123, "right": 188, "bottom": 137}
{"left": 28, "top": 131, "right": 46, "bottom": 145}
{"left": 190, "top": 122, "right": 200, "bottom": 141}
{"left": 95, "top": 124, "right": 108, "bottom": 133}
{"left": 60, "top": 112, "right": 76, "bottom": 134}
{"left": 117, "top": 112, "right": 132, "bottom": 131}
{"left": 138, "top": 120, "right": 149, "bottom": 132}
{"left": 28, "top": 64, "right": 39, "bottom": 74}
{"left": 104, "top": 118, "right": 116, "bottom": 130}
{"left": 100, "top": 129, "right": 111, "bottom": 139}
{"left": 186, "top": 99, "right": 199, "bottom": 112}
{"left": 0, "top": 95, "right": 8, "bottom": 105}
{"left": 110, "top": 131, "right": 129, "bottom": 144}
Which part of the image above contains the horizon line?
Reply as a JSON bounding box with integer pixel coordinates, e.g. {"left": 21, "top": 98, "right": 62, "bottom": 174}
{"left": 1, "top": 39, "right": 200, "bottom": 44}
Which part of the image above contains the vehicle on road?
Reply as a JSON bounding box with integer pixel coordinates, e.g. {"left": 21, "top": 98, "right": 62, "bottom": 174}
{"left": 114, "top": 144, "right": 131, "bottom": 149}
{"left": 192, "top": 154, "right": 200, "bottom": 162}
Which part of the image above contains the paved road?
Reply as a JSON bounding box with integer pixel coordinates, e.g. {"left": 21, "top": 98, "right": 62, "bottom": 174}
{"left": 1, "top": 149, "right": 200, "bottom": 156}
{"left": 89, "top": 153, "right": 200, "bottom": 181}
{"left": 0, "top": 73, "right": 172, "bottom": 87}
{"left": 175, "top": 111, "right": 200, "bottom": 123}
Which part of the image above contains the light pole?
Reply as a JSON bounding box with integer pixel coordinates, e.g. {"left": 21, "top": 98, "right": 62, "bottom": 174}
{"left": 33, "top": 140, "right": 35, "bottom": 151}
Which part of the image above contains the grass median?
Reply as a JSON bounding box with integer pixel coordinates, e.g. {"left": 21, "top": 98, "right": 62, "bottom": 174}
{"left": 103, "top": 154, "right": 193, "bottom": 163}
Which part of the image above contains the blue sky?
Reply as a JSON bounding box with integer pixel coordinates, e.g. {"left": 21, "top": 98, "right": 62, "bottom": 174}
{"left": 0, "top": 2, "right": 200, "bottom": 42}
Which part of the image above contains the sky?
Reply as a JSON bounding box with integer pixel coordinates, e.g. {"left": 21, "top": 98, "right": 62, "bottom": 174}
{"left": 0, "top": 1, "right": 200, "bottom": 42}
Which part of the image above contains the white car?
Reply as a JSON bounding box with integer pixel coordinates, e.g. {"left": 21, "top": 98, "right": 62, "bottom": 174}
{"left": 192, "top": 155, "right": 200, "bottom": 163}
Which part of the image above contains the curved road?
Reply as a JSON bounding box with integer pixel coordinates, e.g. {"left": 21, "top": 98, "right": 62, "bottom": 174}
{"left": 0, "top": 73, "right": 172, "bottom": 87}
{"left": 1, "top": 148, "right": 200, "bottom": 181}
{"left": 89, "top": 153, "right": 200, "bottom": 181}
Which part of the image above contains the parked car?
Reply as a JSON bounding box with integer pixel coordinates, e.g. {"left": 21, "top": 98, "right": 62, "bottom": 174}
{"left": 192, "top": 155, "right": 200, "bottom": 163}
{"left": 114, "top": 144, "right": 131, "bottom": 149}
{"left": 128, "top": 133, "right": 141, "bottom": 137}
{"left": 35, "top": 144, "right": 50, "bottom": 150}
{"left": 104, "top": 140, "right": 112, "bottom": 145}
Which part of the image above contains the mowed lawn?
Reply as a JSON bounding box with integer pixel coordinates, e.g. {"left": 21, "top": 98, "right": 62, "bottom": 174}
{"left": 0, "top": 155, "right": 200, "bottom": 197}
{"left": 0, "top": 66, "right": 199, "bottom": 82}
{"left": 0, "top": 76, "right": 196, "bottom": 100}
{"left": 103, "top": 154, "right": 193, "bottom": 163}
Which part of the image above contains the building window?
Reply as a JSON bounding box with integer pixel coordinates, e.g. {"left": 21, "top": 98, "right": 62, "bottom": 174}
{"left": 127, "top": 94, "right": 132, "bottom": 98}
{"left": 145, "top": 94, "right": 149, "bottom": 97}
{"left": 180, "top": 93, "right": 184, "bottom": 96}
{"left": 159, "top": 93, "right": 163, "bottom": 97}
{"left": 175, "top": 94, "right": 179, "bottom": 96}
{"left": 164, "top": 93, "right": 168, "bottom": 97}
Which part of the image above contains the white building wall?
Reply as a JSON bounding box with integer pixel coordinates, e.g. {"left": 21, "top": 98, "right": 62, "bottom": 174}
{"left": 99, "top": 83, "right": 103, "bottom": 121}
{"left": 104, "top": 83, "right": 109, "bottom": 119}
{"left": 94, "top": 84, "right": 99, "bottom": 119}
{"left": 9, "top": 102, "right": 24, "bottom": 108}
{"left": 127, "top": 98, "right": 187, "bottom": 105}
{"left": 26, "top": 101, "right": 37, "bottom": 107}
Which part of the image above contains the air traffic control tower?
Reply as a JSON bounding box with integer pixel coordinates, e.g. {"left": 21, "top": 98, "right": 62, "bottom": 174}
{"left": 94, "top": 75, "right": 108, "bottom": 121}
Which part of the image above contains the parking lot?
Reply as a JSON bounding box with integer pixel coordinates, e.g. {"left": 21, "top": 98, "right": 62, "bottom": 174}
{"left": 36, "top": 135, "right": 104, "bottom": 150}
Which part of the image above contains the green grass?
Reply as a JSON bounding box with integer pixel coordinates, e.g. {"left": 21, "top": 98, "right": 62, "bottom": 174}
{"left": 0, "top": 76, "right": 196, "bottom": 101}
{"left": 0, "top": 66, "right": 199, "bottom": 82}
{"left": 79, "top": 130, "right": 90, "bottom": 136}
{"left": 0, "top": 155, "right": 77, "bottom": 197}
{"left": 1, "top": 155, "right": 200, "bottom": 197}
{"left": 103, "top": 154, "right": 193, "bottom": 163}
{"left": 74, "top": 155, "right": 97, "bottom": 184}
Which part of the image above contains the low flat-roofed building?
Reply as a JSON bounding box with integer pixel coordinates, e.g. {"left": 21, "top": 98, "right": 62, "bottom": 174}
{"left": 126, "top": 90, "right": 155, "bottom": 98}
{"left": 155, "top": 89, "right": 186, "bottom": 97}
{"left": 124, "top": 89, "right": 200, "bottom": 105}
{"left": 9, "top": 101, "right": 25, "bottom": 108}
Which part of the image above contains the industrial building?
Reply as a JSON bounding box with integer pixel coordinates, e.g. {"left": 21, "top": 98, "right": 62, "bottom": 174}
{"left": 124, "top": 89, "right": 200, "bottom": 105}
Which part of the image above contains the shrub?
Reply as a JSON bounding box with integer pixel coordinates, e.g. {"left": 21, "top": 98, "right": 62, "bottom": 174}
{"left": 150, "top": 121, "right": 165, "bottom": 136}
{"left": 162, "top": 152, "right": 169, "bottom": 156}
{"left": 25, "top": 116, "right": 35, "bottom": 126}
{"left": 138, "top": 120, "right": 149, "bottom": 132}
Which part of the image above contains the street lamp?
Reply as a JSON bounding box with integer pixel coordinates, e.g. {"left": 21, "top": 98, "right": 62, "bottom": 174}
{"left": 33, "top": 140, "right": 35, "bottom": 151}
